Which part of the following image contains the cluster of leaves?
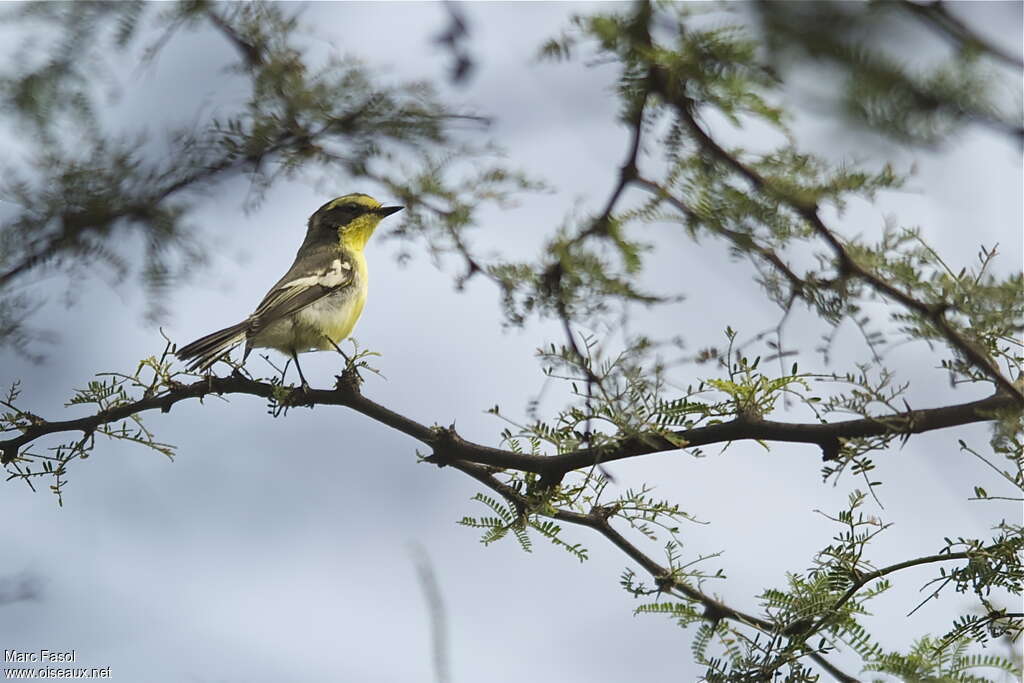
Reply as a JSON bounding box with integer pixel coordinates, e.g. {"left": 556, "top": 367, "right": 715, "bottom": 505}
{"left": 2, "top": 346, "right": 178, "bottom": 506}
{"left": 962, "top": 435, "right": 1024, "bottom": 506}
{"left": 752, "top": 1, "right": 1022, "bottom": 145}
{"left": 1, "top": 337, "right": 386, "bottom": 502}
{"left": 500, "top": 333, "right": 710, "bottom": 454}
{"left": 462, "top": 319, "right": 1021, "bottom": 677}
{"left": 530, "top": 2, "right": 1023, "bottom": 398}
{"left": 623, "top": 491, "right": 1022, "bottom": 681}
{"left": 494, "top": 327, "right": 942, "bottom": 473}
{"left": 933, "top": 525, "right": 1024, "bottom": 618}
{"left": 490, "top": 329, "right": 819, "bottom": 466}
{"left": 864, "top": 635, "right": 1021, "bottom": 683}
{"left": 464, "top": 1, "right": 1023, "bottom": 452}
{"left": 457, "top": 487, "right": 590, "bottom": 563}
{"left": 458, "top": 435, "right": 703, "bottom": 566}
{"left": 843, "top": 234, "right": 1023, "bottom": 386}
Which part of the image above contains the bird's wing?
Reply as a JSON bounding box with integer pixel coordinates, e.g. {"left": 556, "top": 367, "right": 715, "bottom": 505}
{"left": 247, "top": 252, "right": 355, "bottom": 334}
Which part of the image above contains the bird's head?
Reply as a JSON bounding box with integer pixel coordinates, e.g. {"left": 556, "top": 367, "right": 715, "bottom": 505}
{"left": 307, "top": 193, "right": 403, "bottom": 251}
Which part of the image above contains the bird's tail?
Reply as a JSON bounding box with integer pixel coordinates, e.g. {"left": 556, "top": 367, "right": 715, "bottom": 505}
{"left": 176, "top": 322, "right": 248, "bottom": 371}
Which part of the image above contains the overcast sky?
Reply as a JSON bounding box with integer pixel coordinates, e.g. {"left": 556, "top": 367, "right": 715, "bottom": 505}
{"left": 1, "top": 2, "right": 1021, "bottom": 682}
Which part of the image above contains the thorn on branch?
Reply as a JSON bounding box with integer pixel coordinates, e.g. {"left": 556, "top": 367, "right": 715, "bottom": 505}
{"left": 591, "top": 503, "right": 621, "bottom": 522}
{"left": 655, "top": 574, "right": 676, "bottom": 594}
{"left": 702, "top": 600, "right": 729, "bottom": 621}
{"left": 422, "top": 453, "right": 449, "bottom": 468}
{"left": 425, "top": 424, "right": 463, "bottom": 466}
{"left": 820, "top": 437, "right": 842, "bottom": 461}
{"left": 334, "top": 367, "right": 363, "bottom": 396}
{"left": 781, "top": 617, "right": 814, "bottom": 638}
{"left": 702, "top": 604, "right": 727, "bottom": 630}
{"left": 539, "top": 471, "right": 565, "bottom": 490}
{"left": 836, "top": 253, "right": 855, "bottom": 280}
{"left": 737, "top": 406, "right": 764, "bottom": 423}
{"left": 621, "top": 159, "right": 638, "bottom": 183}
{"left": 540, "top": 262, "right": 563, "bottom": 299}
{"left": 205, "top": 8, "right": 264, "bottom": 69}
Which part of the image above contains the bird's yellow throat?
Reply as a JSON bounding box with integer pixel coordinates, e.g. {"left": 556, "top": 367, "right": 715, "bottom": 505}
{"left": 339, "top": 213, "right": 385, "bottom": 252}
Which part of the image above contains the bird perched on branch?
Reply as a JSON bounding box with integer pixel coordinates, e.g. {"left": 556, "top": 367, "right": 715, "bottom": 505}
{"left": 176, "top": 193, "right": 403, "bottom": 386}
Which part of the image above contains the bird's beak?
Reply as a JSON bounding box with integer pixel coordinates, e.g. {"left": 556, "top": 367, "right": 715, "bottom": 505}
{"left": 375, "top": 205, "right": 404, "bottom": 217}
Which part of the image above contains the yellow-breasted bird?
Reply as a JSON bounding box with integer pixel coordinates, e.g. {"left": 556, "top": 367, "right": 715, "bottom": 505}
{"left": 176, "top": 193, "right": 403, "bottom": 384}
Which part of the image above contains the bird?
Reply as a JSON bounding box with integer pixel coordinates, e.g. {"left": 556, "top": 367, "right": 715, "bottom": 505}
{"left": 176, "top": 193, "right": 403, "bottom": 386}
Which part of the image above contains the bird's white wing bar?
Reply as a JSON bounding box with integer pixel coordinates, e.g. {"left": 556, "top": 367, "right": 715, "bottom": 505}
{"left": 248, "top": 257, "right": 355, "bottom": 331}
{"left": 283, "top": 258, "right": 352, "bottom": 290}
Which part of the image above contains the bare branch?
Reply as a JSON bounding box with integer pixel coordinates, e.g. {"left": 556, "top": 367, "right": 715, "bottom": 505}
{"left": 897, "top": 0, "right": 1024, "bottom": 71}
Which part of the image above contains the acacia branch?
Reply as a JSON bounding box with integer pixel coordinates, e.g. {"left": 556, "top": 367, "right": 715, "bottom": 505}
{"left": 752, "top": 1, "right": 1024, "bottom": 143}
{"left": 2, "top": 362, "right": 1004, "bottom": 683}
{"left": 545, "top": 86, "right": 650, "bottom": 362}
{"left": 0, "top": 119, "right": 336, "bottom": 291}
{"left": 809, "top": 654, "right": 860, "bottom": 683}
{"left": 0, "top": 6, "right": 466, "bottom": 293}
{"left": 631, "top": 175, "right": 810, "bottom": 299}
{"left": 646, "top": 65, "right": 1022, "bottom": 402}
{"left": 896, "top": 0, "right": 1024, "bottom": 72}
{"left": 3, "top": 370, "right": 1017, "bottom": 479}
{"left": 452, "top": 462, "right": 770, "bottom": 629}
{"left": 450, "top": 459, "right": 860, "bottom": 682}
{"left": 543, "top": 391, "right": 1019, "bottom": 478}
{"left": 204, "top": 7, "right": 265, "bottom": 69}
{"left": 803, "top": 546, "right": 996, "bottom": 641}
{"left": 538, "top": 85, "right": 652, "bottom": 452}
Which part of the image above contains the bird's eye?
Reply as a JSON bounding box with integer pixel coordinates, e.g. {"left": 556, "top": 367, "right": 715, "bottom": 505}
{"left": 323, "top": 203, "right": 364, "bottom": 227}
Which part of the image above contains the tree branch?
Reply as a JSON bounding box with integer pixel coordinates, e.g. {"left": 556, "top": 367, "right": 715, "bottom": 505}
{"left": 631, "top": 175, "right": 810, "bottom": 299}
{"left": 0, "top": 123, "right": 327, "bottom": 291}
{"left": 3, "top": 371, "right": 1017, "bottom": 479}
{"left": 646, "top": 66, "right": 1023, "bottom": 401}
{"left": 449, "top": 459, "right": 860, "bottom": 682}
{"left": 804, "top": 546, "right": 997, "bottom": 642}
{"left": 543, "top": 391, "right": 1019, "bottom": 478}
{"left": 897, "top": 0, "right": 1024, "bottom": 72}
